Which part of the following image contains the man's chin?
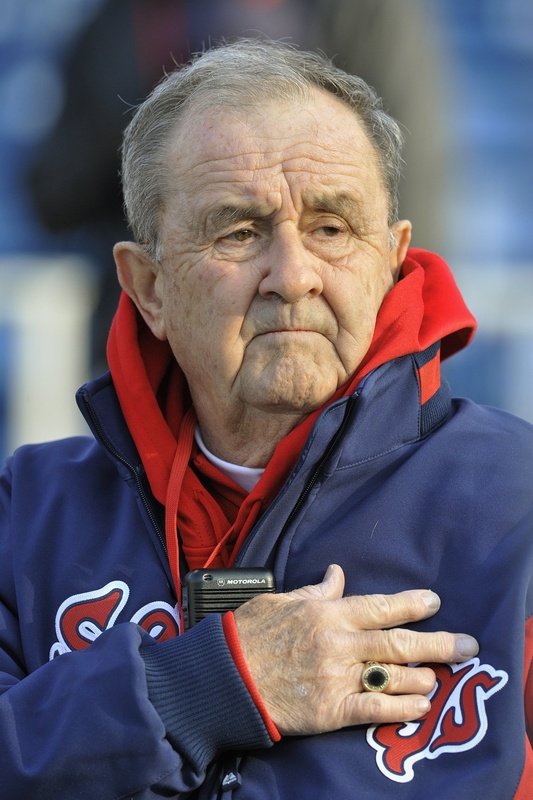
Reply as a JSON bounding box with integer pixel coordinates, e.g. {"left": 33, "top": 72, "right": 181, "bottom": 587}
{"left": 237, "top": 356, "right": 341, "bottom": 416}
{"left": 242, "top": 382, "right": 337, "bottom": 417}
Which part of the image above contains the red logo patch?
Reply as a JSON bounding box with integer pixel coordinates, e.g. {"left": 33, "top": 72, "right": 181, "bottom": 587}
{"left": 366, "top": 658, "right": 508, "bottom": 782}
{"left": 49, "top": 581, "right": 180, "bottom": 658}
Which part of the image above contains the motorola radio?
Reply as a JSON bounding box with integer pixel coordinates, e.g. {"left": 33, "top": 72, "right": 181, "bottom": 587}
{"left": 183, "top": 568, "right": 276, "bottom": 628}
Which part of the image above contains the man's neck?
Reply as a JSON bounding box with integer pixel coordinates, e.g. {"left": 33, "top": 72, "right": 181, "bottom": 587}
{"left": 195, "top": 404, "right": 308, "bottom": 468}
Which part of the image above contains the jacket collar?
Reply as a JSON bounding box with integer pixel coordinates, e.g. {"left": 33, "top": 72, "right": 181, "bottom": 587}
{"left": 77, "top": 336, "right": 450, "bottom": 497}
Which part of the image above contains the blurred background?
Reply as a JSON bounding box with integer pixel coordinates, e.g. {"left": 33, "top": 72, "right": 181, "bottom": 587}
{"left": 1, "top": 0, "right": 532, "bottom": 461}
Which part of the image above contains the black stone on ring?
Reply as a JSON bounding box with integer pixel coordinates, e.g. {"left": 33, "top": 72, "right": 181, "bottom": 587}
{"left": 362, "top": 662, "right": 391, "bottom": 693}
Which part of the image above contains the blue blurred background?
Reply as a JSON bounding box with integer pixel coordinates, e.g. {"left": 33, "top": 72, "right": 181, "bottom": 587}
{"left": 1, "top": 0, "right": 532, "bottom": 461}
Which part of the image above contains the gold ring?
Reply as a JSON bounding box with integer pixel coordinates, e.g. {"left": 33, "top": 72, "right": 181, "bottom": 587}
{"left": 362, "top": 661, "right": 391, "bottom": 693}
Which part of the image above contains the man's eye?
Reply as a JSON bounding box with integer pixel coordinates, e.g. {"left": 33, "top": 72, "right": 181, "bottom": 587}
{"left": 228, "top": 228, "right": 255, "bottom": 242}
{"left": 319, "top": 225, "right": 343, "bottom": 237}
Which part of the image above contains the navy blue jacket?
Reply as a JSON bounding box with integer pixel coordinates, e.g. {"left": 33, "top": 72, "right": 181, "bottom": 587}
{"left": 1, "top": 341, "right": 532, "bottom": 798}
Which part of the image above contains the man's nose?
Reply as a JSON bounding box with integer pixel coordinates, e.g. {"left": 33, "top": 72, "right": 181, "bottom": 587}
{"left": 257, "top": 225, "right": 323, "bottom": 302}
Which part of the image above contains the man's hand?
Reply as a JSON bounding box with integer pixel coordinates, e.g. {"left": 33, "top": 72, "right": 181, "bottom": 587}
{"left": 233, "top": 564, "right": 479, "bottom": 736}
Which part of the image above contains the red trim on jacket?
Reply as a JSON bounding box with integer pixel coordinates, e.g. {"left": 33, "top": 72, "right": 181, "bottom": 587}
{"left": 418, "top": 352, "right": 441, "bottom": 405}
{"left": 514, "top": 615, "right": 533, "bottom": 798}
{"left": 222, "top": 611, "right": 281, "bottom": 742}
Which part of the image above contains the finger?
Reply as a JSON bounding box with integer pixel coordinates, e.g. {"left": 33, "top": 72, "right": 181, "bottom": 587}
{"left": 357, "top": 663, "right": 436, "bottom": 697}
{"left": 346, "top": 692, "right": 432, "bottom": 727}
{"left": 342, "top": 588, "right": 441, "bottom": 630}
{"left": 358, "top": 627, "right": 479, "bottom": 665}
{"left": 286, "top": 563, "right": 345, "bottom": 602}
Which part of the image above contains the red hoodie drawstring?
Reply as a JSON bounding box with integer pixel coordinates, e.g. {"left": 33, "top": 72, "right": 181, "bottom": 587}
{"left": 165, "top": 406, "right": 197, "bottom": 631}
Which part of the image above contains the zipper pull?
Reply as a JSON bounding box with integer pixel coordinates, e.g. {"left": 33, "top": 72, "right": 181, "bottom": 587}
{"left": 221, "top": 756, "right": 242, "bottom": 793}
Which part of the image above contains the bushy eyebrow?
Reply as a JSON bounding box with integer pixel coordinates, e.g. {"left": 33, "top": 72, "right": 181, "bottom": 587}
{"left": 202, "top": 192, "right": 364, "bottom": 237}
{"left": 203, "top": 204, "right": 274, "bottom": 237}
{"left": 305, "top": 191, "right": 364, "bottom": 221}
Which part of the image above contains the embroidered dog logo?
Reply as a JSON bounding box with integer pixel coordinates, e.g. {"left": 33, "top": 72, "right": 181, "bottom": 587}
{"left": 366, "top": 658, "right": 508, "bottom": 783}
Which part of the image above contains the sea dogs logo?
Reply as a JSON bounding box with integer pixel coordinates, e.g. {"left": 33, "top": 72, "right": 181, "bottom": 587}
{"left": 49, "top": 580, "right": 180, "bottom": 659}
{"left": 366, "top": 658, "right": 508, "bottom": 783}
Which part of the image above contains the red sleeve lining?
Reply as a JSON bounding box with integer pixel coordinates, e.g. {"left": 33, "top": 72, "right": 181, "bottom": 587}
{"left": 524, "top": 616, "right": 533, "bottom": 743}
{"left": 222, "top": 612, "right": 281, "bottom": 742}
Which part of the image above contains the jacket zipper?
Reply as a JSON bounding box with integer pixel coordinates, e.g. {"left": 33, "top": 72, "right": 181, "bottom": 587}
{"left": 236, "top": 393, "right": 358, "bottom": 569}
{"left": 221, "top": 400, "right": 357, "bottom": 796}
{"left": 80, "top": 391, "right": 167, "bottom": 556}
{"left": 274, "top": 394, "right": 357, "bottom": 552}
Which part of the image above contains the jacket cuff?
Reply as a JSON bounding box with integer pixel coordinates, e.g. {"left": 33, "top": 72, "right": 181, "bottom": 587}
{"left": 139, "top": 613, "right": 275, "bottom": 771}
{"left": 222, "top": 611, "right": 280, "bottom": 742}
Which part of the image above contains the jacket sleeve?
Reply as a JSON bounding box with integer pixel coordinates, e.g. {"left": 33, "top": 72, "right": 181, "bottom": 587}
{"left": 0, "top": 465, "right": 273, "bottom": 799}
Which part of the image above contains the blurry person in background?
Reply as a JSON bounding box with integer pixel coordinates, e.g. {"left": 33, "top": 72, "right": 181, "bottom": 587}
{"left": 2, "top": 40, "right": 532, "bottom": 798}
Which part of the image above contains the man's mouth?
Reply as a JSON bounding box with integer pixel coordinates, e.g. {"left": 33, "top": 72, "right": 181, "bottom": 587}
{"left": 257, "top": 328, "right": 319, "bottom": 336}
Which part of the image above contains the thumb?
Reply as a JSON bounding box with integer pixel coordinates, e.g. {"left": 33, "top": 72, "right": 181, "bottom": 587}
{"left": 288, "top": 564, "right": 345, "bottom": 602}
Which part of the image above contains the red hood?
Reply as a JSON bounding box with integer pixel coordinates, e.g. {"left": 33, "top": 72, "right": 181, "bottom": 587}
{"left": 357, "top": 247, "right": 475, "bottom": 371}
{"left": 107, "top": 248, "right": 476, "bottom": 595}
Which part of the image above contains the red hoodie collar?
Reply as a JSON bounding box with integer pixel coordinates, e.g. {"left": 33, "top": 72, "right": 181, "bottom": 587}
{"left": 108, "top": 249, "right": 475, "bottom": 496}
{"left": 107, "top": 249, "right": 476, "bottom": 601}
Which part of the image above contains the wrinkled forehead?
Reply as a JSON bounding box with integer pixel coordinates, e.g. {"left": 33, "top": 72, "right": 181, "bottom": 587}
{"left": 155, "top": 93, "right": 390, "bottom": 250}
{"left": 166, "top": 89, "right": 384, "bottom": 189}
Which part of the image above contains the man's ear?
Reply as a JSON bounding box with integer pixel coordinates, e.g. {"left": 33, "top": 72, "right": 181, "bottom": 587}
{"left": 389, "top": 220, "right": 412, "bottom": 280}
{"left": 113, "top": 241, "right": 167, "bottom": 341}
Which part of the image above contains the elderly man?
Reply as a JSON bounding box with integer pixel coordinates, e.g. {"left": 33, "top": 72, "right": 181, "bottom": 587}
{"left": 1, "top": 40, "right": 532, "bottom": 798}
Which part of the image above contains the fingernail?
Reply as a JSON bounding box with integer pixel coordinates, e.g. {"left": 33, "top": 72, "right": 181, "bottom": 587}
{"left": 421, "top": 591, "right": 440, "bottom": 611}
{"left": 415, "top": 698, "right": 431, "bottom": 714}
{"left": 456, "top": 636, "right": 479, "bottom": 658}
